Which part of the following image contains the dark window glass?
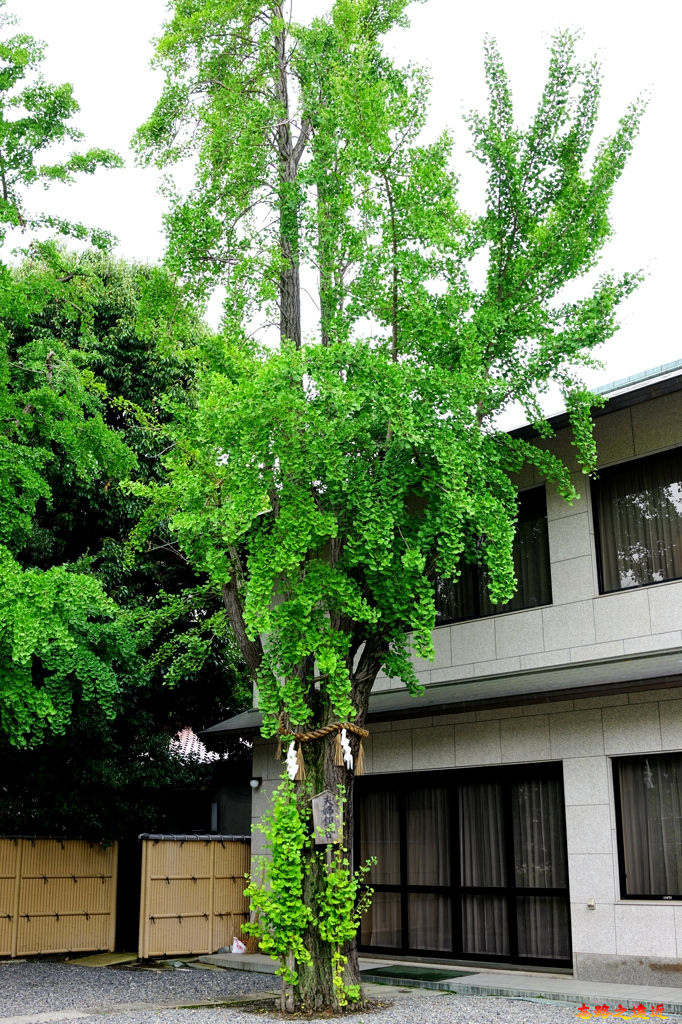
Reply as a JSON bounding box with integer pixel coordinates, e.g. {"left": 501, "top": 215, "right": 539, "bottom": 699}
{"left": 512, "top": 778, "right": 567, "bottom": 888}
{"left": 593, "top": 447, "right": 682, "bottom": 592}
{"left": 516, "top": 895, "right": 570, "bottom": 960}
{"left": 459, "top": 781, "right": 506, "bottom": 887}
{"left": 615, "top": 754, "right": 682, "bottom": 898}
{"left": 435, "top": 487, "right": 552, "bottom": 624}
{"left": 461, "top": 895, "right": 509, "bottom": 956}
{"left": 408, "top": 893, "right": 452, "bottom": 952}
{"left": 359, "top": 789, "right": 400, "bottom": 884}
{"left": 360, "top": 891, "right": 401, "bottom": 948}
{"left": 406, "top": 787, "right": 450, "bottom": 886}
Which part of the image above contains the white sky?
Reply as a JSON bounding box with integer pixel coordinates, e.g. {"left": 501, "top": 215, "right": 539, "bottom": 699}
{"left": 15, "top": 0, "right": 682, "bottom": 392}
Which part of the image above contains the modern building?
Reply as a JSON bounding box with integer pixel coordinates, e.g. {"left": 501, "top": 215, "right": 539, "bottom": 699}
{"left": 205, "top": 362, "right": 682, "bottom": 986}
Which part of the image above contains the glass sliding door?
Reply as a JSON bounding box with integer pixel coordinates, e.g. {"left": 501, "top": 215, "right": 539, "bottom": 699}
{"left": 356, "top": 763, "right": 571, "bottom": 968}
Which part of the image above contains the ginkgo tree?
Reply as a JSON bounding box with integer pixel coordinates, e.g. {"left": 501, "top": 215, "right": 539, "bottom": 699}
{"left": 0, "top": 1, "right": 135, "bottom": 744}
{"left": 134, "top": 0, "right": 643, "bottom": 1010}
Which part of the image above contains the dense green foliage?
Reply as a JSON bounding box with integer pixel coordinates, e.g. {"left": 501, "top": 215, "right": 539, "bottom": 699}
{"left": 0, "top": 2, "right": 135, "bottom": 746}
{"left": 0, "top": 3, "right": 250, "bottom": 767}
{"left": 1, "top": 264, "right": 140, "bottom": 745}
{"left": 314, "top": 824, "right": 374, "bottom": 1006}
{"left": 0, "top": 246, "right": 250, "bottom": 833}
{"left": 245, "top": 777, "right": 313, "bottom": 989}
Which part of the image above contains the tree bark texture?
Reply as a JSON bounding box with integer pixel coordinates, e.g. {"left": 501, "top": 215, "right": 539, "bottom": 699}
{"left": 274, "top": 10, "right": 302, "bottom": 349}
{"left": 292, "top": 729, "right": 366, "bottom": 1013}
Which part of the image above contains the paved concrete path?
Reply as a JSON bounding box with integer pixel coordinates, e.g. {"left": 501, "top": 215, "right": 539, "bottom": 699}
{"left": 201, "top": 953, "right": 682, "bottom": 1015}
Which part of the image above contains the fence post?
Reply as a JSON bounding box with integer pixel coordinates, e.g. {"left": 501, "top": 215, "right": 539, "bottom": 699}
{"left": 138, "top": 839, "right": 148, "bottom": 959}
{"left": 10, "top": 840, "right": 23, "bottom": 959}
{"left": 208, "top": 840, "right": 216, "bottom": 954}
{"left": 107, "top": 843, "right": 118, "bottom": 953}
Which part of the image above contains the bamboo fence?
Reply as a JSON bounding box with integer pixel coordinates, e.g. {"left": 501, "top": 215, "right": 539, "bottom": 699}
{"left": 137, "top": 834, "right": 250, "bottom": 958}
{"left": 0, "top": 838, "right": 117, "bottom": 957}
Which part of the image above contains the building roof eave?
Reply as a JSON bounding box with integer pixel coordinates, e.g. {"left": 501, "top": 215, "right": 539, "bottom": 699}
{"left": 202, "top": 646, "right": 682, "bottom": 740}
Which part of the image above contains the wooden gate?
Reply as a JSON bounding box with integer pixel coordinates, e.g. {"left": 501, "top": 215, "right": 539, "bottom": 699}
{"left": 0, "top": 838, "right": 117, "bottom": 957}
{"left": 138, "top": 834, "right": 250, "bottom": 958}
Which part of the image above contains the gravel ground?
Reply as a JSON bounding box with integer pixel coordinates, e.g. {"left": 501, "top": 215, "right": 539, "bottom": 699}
{"left": 0, "top": 960, "right": 275, "bottom": 1017}
{"left": 6, "top": 992, "right": 589, "bottom": 1024}
{"left": 0, "top": 960, "right": 668, "bottom": 1024}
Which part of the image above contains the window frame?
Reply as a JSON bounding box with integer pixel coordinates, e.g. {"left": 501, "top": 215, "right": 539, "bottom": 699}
{"left": 591, "top": 446, "right": 682, "bottom": 596}
{"left": 613, "top": 752, "right": 682, "bottom": 901}
{"left": 354, "top": 762, "right": 572, "bottom": 968}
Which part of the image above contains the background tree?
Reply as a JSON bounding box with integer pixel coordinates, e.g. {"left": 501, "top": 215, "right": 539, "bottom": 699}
{"left": 0, "top": 1, "right": 121, "bottom": 245}
{"left": 134, "top": 0, "right": 643, "bottom": 1010}
{"left": 0, "top": 2, "right": 132, "bottom": 744}
{"left": 0, "top": 1, "right": 251, "bottom": 781}
{"left": 0, "top": 245, "right": 251, "bottom": 834}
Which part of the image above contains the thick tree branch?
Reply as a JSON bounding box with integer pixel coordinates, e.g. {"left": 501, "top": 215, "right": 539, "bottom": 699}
{"left": 221, "top": 577, "right": 263, "bottom": 680}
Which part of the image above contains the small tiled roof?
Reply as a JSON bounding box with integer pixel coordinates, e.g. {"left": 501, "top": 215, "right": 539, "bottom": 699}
{"left": 138, "top": 833, "right": 250, "bottom": 842}
{"left": 171, "top": 727, "right": 221, "bottom": 762}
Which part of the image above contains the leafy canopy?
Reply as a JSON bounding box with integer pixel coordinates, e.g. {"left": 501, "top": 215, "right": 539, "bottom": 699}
{"left": 134, "top": 2, "right": 644, "bottom": 741}
{"left": 0, "top": 246, "right": 251, "bottom": 830}
{"left": 0, "top": 0, "right": 246, "bottom": 747}
{"left": 0, "top": 254, "right": 138, "bottom": 743}
{"left": 2, "top": 243, "right": 249, "bottom": 768}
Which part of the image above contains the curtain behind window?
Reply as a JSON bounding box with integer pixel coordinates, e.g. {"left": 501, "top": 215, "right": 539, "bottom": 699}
{"left": 359, "top": 789, "right": 400, "bottom": 885}
{"left": 460, "top": 781, "right": 508, "bottom": 956}
{"left": 358, "top": 769, "right": 570, "bottom": 962}
{"left": 512, "top": 778, "right": 569, "bottom": 959}
{"left": 406, "top": 787, "right": 450, "bottom": 886}
{"left": 595, "top": 447, "right": 682, "bottom": 591}
{"left": 406, "top": 787, "right": 452, "bottom": 951}
{"left": 618, "top": 755, "right": 682, "bottom": 896}
{"left": 359, "top": 790, "right": 401, "bottom": 947}
{"left": 512, "top": 778, "right": 567, "bottom": 888}
{"left": 460, "top": 782, "right": 506, "bottom": 887}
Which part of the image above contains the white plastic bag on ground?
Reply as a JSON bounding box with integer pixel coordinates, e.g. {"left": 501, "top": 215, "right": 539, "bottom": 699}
{"left": 231, "top": 936, "right": 246, "bottom": 954}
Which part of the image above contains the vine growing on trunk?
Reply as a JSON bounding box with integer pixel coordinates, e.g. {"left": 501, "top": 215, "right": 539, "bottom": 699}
{"left": 245, "top": 777, "right": 374, "bottom": 1010}
{"left": 315, "top": 837, "right": 375, "bottom": 1006}
{"left": 244, "top": 776, "right": 312, "bottom": 995}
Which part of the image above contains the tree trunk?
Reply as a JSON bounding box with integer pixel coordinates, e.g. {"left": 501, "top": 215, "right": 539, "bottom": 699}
{"left": 273, "top": 8, "right": 302, "bottom": 349}
{"left": 283, "top": 952, "right": 295, "bottom": 1013}
{"left": 290, "top": 728, "right": 366, "bottom": 1012}
{"left": 316, "top": 183, "right": 334, "bottom": 348}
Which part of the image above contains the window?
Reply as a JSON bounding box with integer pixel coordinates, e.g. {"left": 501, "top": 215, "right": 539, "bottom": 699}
{"left": 435, "top": 486, "right": 552, "bottom": 625}
{"left": 592, "top": 447, "right": 682, "bottom": 593}
{"left": 614, "top": 754, "right": 682, "bottom": 899}
{"left": 356, "top": 764, "right": 571, "bottom": 967}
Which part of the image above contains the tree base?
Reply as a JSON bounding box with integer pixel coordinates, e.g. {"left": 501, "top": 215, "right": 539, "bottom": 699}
{"left": 263, "top": 993, "right": 387, "bottom": 1018}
